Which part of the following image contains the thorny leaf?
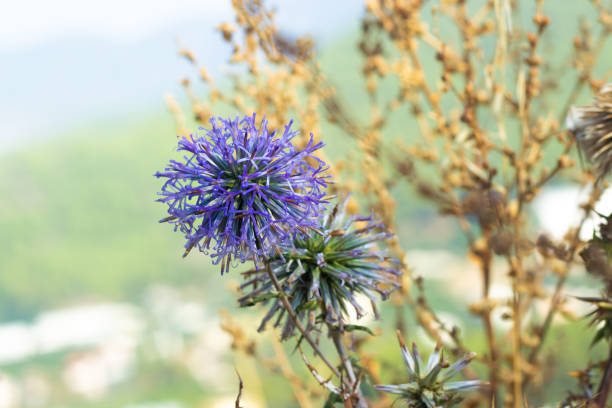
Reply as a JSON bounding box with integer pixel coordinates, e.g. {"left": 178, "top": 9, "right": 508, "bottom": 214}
{"left": 344, "top": 324, "right": 375, "bottom": 336}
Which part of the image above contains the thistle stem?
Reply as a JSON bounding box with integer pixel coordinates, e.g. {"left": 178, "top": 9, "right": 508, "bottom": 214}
{"left": 263, "top": 264, "right": 344, "bottom": 382}
{"left": 331, "top": 330, "right": 357, "bottom": 383}
{"left": 330, "top": 328, "right": 368, "bottom": 408}
{"left": 596, "top": 341, "right": 612, "bottom": 407}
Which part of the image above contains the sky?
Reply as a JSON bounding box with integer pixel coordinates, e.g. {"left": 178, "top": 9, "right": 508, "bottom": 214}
{"left": 0, "top": 0, "right": 363, "bottom": 151}
{"left": 0, "top": 0, "right": 233, "bottom": 50}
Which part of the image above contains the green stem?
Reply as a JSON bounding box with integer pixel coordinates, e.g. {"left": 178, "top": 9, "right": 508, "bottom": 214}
{"left": 330, "top": 327, "right": 368, "bottom": 408}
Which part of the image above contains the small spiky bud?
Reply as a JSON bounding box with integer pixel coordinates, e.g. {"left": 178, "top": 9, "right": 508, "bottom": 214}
{"left": 375, "top": 331, "right": 486, "bottom": 407}
{"left": 566, "top": 84, "right": 612, "bottom": 180}
{"left": 238, "top": 197, "right": 402, "bottom": 339}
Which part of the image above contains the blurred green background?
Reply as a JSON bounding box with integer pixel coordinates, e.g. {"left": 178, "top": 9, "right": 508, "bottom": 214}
{"left": 1, "top": 1, "right": 612, "bottom": 407}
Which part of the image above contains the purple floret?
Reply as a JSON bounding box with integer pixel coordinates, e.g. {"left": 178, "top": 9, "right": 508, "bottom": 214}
{"left": 155, "top": 113, "right": 329, "bottom": 273}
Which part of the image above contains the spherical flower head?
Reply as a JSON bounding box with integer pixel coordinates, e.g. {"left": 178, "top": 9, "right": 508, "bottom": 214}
{"left": 239, "top": 197, "right": 402, "bottom": 339}
{"left": 566, "top": 83, "right": 612, "bottom": 181}
{"left": 155, "top": 114, "right": 329, "bottom": 273}
{"left": 375, "top": 331, "right": 486, "bottom": 408}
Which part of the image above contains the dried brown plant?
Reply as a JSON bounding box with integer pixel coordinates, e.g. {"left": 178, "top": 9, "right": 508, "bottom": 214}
{"left": 165, "top": 0, "right": 612, "bottom": 406}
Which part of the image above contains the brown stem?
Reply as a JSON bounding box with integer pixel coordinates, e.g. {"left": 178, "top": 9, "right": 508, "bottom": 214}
{"left": 511, "top": 286, "right": 522, "bottom": 408}
{"left": 527, "top": 275, "right": 566, "bottom": 364}
{"left": 482, "top": 314, "right": 499, "bottom": 406}
{"left": 481, "top": 246, "right": 500, "bottom": 407}
{"left": 597, "top": 342, "right": 612, "bottom": 407}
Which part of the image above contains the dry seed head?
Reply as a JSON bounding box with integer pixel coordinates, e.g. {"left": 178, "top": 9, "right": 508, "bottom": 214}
{"left": 566, "top": 84, "right": 612, "bottom": 180}
{"left": 217, "top": 22, "right": 236, "bottom": 41}
{"left": 489, "top": 230, "right": 513, "bottom": 256}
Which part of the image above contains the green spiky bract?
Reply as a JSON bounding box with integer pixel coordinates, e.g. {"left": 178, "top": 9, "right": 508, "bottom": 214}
{"left": 239, "top": 197, "right": 401, "bottom": 340}
{"left": 375, "top": 331, "right": 486, "bottom": 408}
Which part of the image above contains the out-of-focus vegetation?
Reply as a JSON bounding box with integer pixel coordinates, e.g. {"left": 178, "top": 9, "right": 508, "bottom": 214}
{"left": 2, "top": 1, "right": 612, "bottom": 406}
{"left": 168, "top": 0, "right": 612, "bottom": 406}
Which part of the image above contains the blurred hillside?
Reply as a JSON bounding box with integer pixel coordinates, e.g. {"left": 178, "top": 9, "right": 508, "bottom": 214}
{"left": 0, "top": 115, "right": 222, "bottom": 320}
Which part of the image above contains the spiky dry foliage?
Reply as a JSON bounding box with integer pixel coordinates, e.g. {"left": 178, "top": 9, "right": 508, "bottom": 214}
{"left": 568, "top": 84, "right": 612, "bottom": 181}
{"left": 165, "top": 0, "right": 612, "bottom": 407}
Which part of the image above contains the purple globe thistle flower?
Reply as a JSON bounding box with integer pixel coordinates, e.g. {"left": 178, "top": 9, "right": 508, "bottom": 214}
{"left": 239, "top": 197, "right": 402, "bottom": 340}
{"left": 155, "top": 114, "right": 328, "bottom": 273}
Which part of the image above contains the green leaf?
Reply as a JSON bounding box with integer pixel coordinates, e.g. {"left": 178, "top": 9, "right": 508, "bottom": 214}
{"left": 592, "top": 321, "right": 612, "bottom": 347}
{"left": 359, "top": 373, "right": 378, "bottom": 398}
{"left": 323, "top": 392, "right": 343, "bottom": 408}
{"left": 295, "top": 298, "right": 319, "bottom": 313}
{"left": 240, "top": 292, "right": 289, "bottom": 307}
{"left": 344, "top": 324, "right": 375, "bottom": 336}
